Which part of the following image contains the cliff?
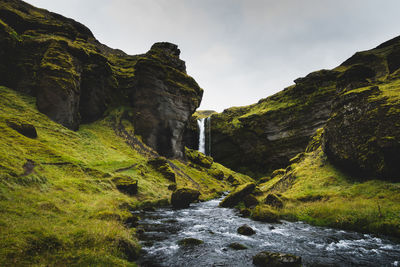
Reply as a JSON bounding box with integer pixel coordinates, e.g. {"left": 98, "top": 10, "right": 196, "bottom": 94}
{"left": 0, "top": 1, "right": 253, "bottom": 265}
{"left": 0, "top": 0, "right": 202, "bottom": 158}
{"left": 208, "top": 36, "right": 400, "bottom": 180}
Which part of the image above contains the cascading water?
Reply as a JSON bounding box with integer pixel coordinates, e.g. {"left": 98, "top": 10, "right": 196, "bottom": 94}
{"left": 207, "top": 116, "right": 211, "bottom": 156}
{"left": 197, "top": 118, "right": 206, "bottom": 154}
{"left": 136, "top": 196, "right": 400, "bottom": 267}
{"left": 197, "top": 117, "right": 211, "bottom": 155}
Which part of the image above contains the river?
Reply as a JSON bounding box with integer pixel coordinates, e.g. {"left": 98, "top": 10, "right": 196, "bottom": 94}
{"left": 136, "top": 196, "right": 400, "bottom": 267}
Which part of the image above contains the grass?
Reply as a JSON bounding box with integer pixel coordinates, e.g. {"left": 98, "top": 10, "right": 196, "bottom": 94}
{"left": 257, "top": 147, "right": 400, "bottom": 238}
{"left": 0, "top": 86, "right": 253, "bottom": 265}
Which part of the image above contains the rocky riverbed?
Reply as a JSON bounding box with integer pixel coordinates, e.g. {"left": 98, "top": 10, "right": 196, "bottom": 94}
{"left": 136, "top": 196, "right": 400, "bottom": 266}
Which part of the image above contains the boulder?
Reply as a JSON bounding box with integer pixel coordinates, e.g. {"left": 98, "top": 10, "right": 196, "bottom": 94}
{"left": 237, "top": 224, "right": 256, "bottom": 236}
{"left": 253, "top": 251, "right": 301, "bottom": 267}
{"left": 6, "top": 119, "right": 37, "bottom": 138}
{"left": 112, "top": 176, "right": 138, "bottom": 195}
{"left": 264, "top": 194, "right": 284, "bottom": 209}
{"left": 177, "top": 238, "right": 203, "bottom": 247}
{"left": 228, "top": 242, "right": 248, "bottom": 250}
{"left": 219, "top": 182, "right": 256, "bottom": 208}
{"left": 171, "top": 188, "right": 200, "bottom": 209}
{"left": 244, "top": 194, "right": 259, "bottom": 208}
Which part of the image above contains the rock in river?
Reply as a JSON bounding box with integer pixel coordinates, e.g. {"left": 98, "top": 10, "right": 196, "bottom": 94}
{"left": 253, "top": 251, "right": 301, "bottom": 267}
{"left": 171, "top": 188, "right": 201, "bottom": 209}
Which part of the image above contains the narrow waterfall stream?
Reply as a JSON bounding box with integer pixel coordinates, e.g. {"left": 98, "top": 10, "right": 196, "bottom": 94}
{"left": 198, "top": 118, "right": 206, "bottom": 154}
{"left": 136, "top": 196, "right": 400, "bottom": 267}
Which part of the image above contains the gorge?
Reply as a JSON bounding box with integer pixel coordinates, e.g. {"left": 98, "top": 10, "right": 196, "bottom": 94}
{"left": 0, "top": 0, "right": 399, "bottom": 266}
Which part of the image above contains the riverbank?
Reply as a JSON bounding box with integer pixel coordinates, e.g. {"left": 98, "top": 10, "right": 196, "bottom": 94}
{"left": 255, "top": 145, "right": 400, "bottom": 238}
{"left": 137, "top": 196, "right": 400, "bottom": 267}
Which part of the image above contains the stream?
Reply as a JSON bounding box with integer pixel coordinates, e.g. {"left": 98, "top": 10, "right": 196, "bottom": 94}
{"left": 136, "top": 196, "right": 400, "bottom": 267}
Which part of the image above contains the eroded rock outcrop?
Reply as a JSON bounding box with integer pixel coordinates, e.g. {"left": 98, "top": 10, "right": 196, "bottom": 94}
{"left": 208, "top": 35, "right": 400, "bottom": 181}
{"left": 210, "top": 69, "right": 338, "bottom": 176}
{"left": 131, "top": 43, "right": 202, "bottom": 158}
{"left": 0, "top": 0, "right": 202, "bottom": 158}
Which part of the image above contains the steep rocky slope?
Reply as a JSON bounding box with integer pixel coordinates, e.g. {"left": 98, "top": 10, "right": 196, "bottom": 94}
{"left": 0, "top": 0, "right": 202, "bottom": 158}
{"left": 0, "top": 0, "right": 253, "bottom": 265}
{"left": 208, "top": 36, "right": 400, "bottom": 179}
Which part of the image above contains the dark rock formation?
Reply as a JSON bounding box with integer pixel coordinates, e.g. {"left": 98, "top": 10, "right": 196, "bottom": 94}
{"left": 209, "top": 35, "right": 400, "bottom": 181}
{"left": 237, "top": 224, "right": 256, "bottom": 236}
{"left": 170, "top": 188, "right": 201, "bottom": 209}
{"left": 323, "top": 86, "right": 400, "bottom": 181}
{"left": 0, "top": 1, "right": 202, "bottom": 158}
{"left": 243, "top": 194, "right": 259, "bottom": 208}
{"left": 112, "top": 176, "right": 138, "bottom": 195}
{"left": 148, "top": 157, "right": 176, "bottom": 182}
{"left": 228, "top": 242, "right": 248, "bottom": 250}
{"left": 264, "top": 194, "right": 284, "bottom": 209}
{"left": 130, "top": 43, "right": 203, "bottom": 158}
{"left": 219, "top": 182, "right": 255, "bottom": 207}
{"left": 253, "top": 251, "right": 301, "bottom": 267}
{"left": 210, "top": 69, "right": 339, "bottom": 177}
{"left": 6, "top": 119, "right": 37, "bottom": 138}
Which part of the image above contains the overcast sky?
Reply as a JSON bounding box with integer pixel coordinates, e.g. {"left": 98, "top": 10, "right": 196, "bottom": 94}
{"left": 25, "top": 0, "right": 400, "bottom": 112}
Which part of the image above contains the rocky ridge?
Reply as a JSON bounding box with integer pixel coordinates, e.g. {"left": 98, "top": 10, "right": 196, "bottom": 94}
{"left": 0, "top": 0, "right": 202, "bottom": 158}
{"left": 204, "top": 36, "right": 400, "bottom": 180}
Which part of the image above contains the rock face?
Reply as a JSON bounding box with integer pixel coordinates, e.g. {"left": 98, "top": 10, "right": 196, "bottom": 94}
{"left": 0, "top": 0, "right": 202, "bottom": 158}
{"left": 210, "top": 69, "right": 338, "bottom": 176}
{"left": 323, "top": 43, "right": 400, "bottom": 181}
{"left": 208, "top": 35, "right": 400, "bottom": 181}
{"left": 131, "top": 43, "right": 203, "bottom": 158}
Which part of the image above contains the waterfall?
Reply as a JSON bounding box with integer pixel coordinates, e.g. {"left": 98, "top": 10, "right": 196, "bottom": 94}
{"left": 198, "top": 117, "right": 212, "bottom": 155}
{"left": 207, "top": 116, "right": 211, "bottom": 156}
{"left": 198, "top": 118, "right": 206, "bottom": 154}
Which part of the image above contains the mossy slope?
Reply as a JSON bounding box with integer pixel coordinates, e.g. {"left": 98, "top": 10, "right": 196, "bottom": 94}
{"left": 0, "top": 86, "right": 253, "bottom": 266}
{"left": 253, "top": 130, "right": 400, "bottom": 238}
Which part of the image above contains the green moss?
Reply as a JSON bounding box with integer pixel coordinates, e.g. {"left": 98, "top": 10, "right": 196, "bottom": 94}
{"left": 0, "top": 85, "right": 254, "bottom": 265}
{"left": 185, "top": 148, "right": 213, "bottom": 168}
{"left": 250, "top": 205, "right": 279, "bottom": 222}
{"left": 260, "top": 146, "right": 400, "bottom": 237}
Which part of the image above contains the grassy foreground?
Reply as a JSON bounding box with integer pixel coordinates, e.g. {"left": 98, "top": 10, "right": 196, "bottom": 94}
{"left": 0, "top": 86, "right": 252, "bottom": 266}
{"left": 256, "top": 130, "right": 400, "bottom": 238}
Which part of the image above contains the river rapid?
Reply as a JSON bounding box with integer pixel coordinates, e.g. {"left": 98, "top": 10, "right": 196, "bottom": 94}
{"left": 136, "top": 196, "right": 400, "bottom": 267}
